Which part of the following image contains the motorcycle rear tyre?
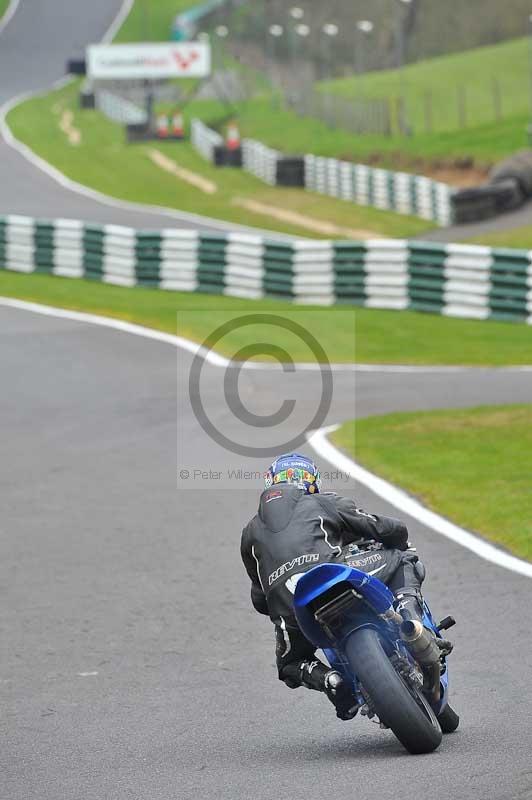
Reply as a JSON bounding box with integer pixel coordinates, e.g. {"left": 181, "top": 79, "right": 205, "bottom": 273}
{"left": 345, "top": 626, "right": 442, "bottom": 754}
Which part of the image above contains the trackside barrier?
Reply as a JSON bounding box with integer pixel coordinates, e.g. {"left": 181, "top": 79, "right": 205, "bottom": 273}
{"left": 0, "top": 216, "right": 530, "bottom": 323}
{"left": 304, "top": 155, "right": 454, "bottom": 227}
{"left": 190, "top": 120, "right": 455, "bottom": 226}
{"left": 191, "top": 118, "right": 224, "bottom": 163}
{"left": 240, "top": 139, "right": 305, "bottom": 187}
{"left": 171, "top": 0, "right": 225, "bottom": 41}
{"left": 241, "top": 139, "right": 279, "bottom": 185}
{"left": 96, "top": 90, "right": 147, "bottom": 126}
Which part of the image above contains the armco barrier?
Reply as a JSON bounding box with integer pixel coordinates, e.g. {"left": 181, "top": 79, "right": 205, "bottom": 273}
{"left": 191, "top": 120, "right": 454, "bottom": 226}
{"left": 0, "top": 216, "right": 530, "bottom": 323}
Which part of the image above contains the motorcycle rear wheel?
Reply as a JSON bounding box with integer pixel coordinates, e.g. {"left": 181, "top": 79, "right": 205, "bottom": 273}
{"left": 345, "top": 626, "right": 442, "bottom": 754}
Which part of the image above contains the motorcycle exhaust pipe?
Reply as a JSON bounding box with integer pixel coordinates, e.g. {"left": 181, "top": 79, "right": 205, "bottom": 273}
{"left": 400, "top": 620, "right": 441, "bottom": 702}
{"left": 400, "top": 620, "right": 440, "bottom": 666}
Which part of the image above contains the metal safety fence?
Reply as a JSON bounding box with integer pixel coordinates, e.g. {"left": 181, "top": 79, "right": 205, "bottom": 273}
{"left": 1, "top": 216, "right": 530, "bottom": 323}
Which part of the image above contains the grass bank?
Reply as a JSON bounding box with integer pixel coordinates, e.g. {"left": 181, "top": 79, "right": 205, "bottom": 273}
{"left": 468, "top": 225, "right": 532, "bottom": 250}
{"left": 113, "top": 1, "right": 530, "bottom": 166}
{"left": 332, "top": 405, "right": 532, "bottom": 561}
{"left": 6, "top": 81, "right": 431, "bottom": 241}
{"left": 95, "top": 0, "right": 530, "bottom": 172}
{"left": 0, "top": 0, "right": 11, "bottom": 22}
{"left": 114, "top": 0, "right": 192, "bottom": 43}
{"left": 322, "top": 37, "right": 530, "bottom": 138}
{"left": 1, "top": 270, "right": 531, "bottom": 366}
{"left": 189, "top": 96, "right": 529, "bottom": 172}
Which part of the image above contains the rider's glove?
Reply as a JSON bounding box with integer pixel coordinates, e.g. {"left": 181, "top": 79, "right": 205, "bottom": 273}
{"left": 378, "top": 522, "right": 409, "bottom": 550}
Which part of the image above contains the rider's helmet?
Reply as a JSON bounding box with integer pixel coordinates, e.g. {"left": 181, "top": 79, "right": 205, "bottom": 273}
{"left": 264, "top": 452, "right": 321, "bottom": 495}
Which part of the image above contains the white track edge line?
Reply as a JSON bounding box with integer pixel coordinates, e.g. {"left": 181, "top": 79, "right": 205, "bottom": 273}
{"left": 0, "top": 94, "right": 295, "bottom": 238}
{"left": 2, "top": 3, "right": 529, "bottom": 577}
{"left": 1, "top": 295, "right": 531, "bottom": 578}
{"left": 102, "top": 0, "right": 134, "bottom": 43}
{"left": 307, "top": 425, "right": 532, "bottom": 579}
{"left": 0, "top": 297, "right": 230, "bottom": 366}
{"left": 0, "top": 0, "right": 295, "bottom": 245}
{"left": 1, "top": 297, "right": 530, "bottom": 374}
{"left": 0, "top": 0, "right": 20, "bottom": 36}
{"left": 242, "top": 360, "right": 532, "bottom": 373}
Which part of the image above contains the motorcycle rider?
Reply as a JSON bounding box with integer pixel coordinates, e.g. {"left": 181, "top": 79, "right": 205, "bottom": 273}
{"left": 240, "top": 452, "right": 452, "bottom": 721}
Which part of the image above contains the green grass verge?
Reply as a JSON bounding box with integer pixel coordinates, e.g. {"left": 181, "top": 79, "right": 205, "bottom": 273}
{"left": 0, "top": 0, "right": 11, "bottom": 22}
{"left": 466, "top": 225, "right": 532, "bottom": 250}
{"left": 332, "top": 405, "right": 532, "bottom": 561}
{"left": 114, "top": 0, "right": 192, "bottom": 43}
{"left": 1, "top": 270, "right": 531, "bottom": 366}
{"left": 6, "top": 81, "right": 432, "bottom": 241}
{"left": 187, "top": 96, "right": 529, "bottom": 171}
{"left": 322, "top": 37, "right": 530, "bottom": 138}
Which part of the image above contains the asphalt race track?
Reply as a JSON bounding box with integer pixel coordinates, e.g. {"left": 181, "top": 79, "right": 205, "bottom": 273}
{"left": 423, "top": 197, "right": 532, "bottom": 243}
{"left": 2, "top": 304, "right": 532, "bottom": 800}
{"left": 2, "top": 4, "right": 532, "bottom": 800}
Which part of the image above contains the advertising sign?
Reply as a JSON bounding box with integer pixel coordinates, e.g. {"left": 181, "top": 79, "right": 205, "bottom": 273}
{"left": 87, "top": 42, "right": 211, "bottom": 80}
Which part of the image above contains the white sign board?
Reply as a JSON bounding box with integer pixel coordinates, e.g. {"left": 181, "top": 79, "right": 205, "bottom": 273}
{"left": 87, "top": 42, "right": 211, "bottom": 80}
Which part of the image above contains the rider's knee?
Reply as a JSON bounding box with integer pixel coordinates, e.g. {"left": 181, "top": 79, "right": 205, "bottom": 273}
{"left": 414, "top": 559, "right": 426, "bottom": 584}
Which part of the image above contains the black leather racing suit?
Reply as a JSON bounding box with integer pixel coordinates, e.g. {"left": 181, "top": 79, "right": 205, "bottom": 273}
{"left": 240, "top": 484, "right": 425, "bottom": 690}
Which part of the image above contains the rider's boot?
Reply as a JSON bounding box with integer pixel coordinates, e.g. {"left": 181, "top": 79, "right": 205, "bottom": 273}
{"left": 297, "top": 660, "right": 358, "bottom": 721}
{"left": 324, "top": 670, "right": 359, "bottom": 721}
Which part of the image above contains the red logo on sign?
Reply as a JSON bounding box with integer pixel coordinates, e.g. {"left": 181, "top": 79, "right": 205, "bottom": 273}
{"left": 172, "top": 50, "right": 200, "bottom": 70}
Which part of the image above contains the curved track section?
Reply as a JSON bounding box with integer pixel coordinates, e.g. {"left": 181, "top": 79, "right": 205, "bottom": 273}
{"left": 0, "top": 0, "right": 274, "bottom": 234}
{"left": 2, "top": 4, "right": 532, "bottom": 798}
{"left": 1, "top": 303, "right": 532, "bottom": 800}
{"left": 424, "top": 198, "right": 532, "bottom": 243}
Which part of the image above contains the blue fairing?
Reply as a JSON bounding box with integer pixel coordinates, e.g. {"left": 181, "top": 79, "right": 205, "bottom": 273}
{"left": 293, "top": 562, "right": 450, "bottom": 713}
{"left": 294, "top": 563, "right": 395, "bottom": 649}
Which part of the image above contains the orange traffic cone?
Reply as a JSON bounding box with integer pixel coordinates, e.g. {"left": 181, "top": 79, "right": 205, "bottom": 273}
{"left": 156, "top": 114, "right": 169, "bottom": 139}
{"left": 171, "top": 111, "right": 184, "bottom": 139}
{"left": 226, "top": 120, "right": 241, "bottom": 151}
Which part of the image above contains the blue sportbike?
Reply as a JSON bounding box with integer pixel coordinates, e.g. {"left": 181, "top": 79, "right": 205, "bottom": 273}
{"left": 294, "top": 552, "right": 458, "bottom": 754}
